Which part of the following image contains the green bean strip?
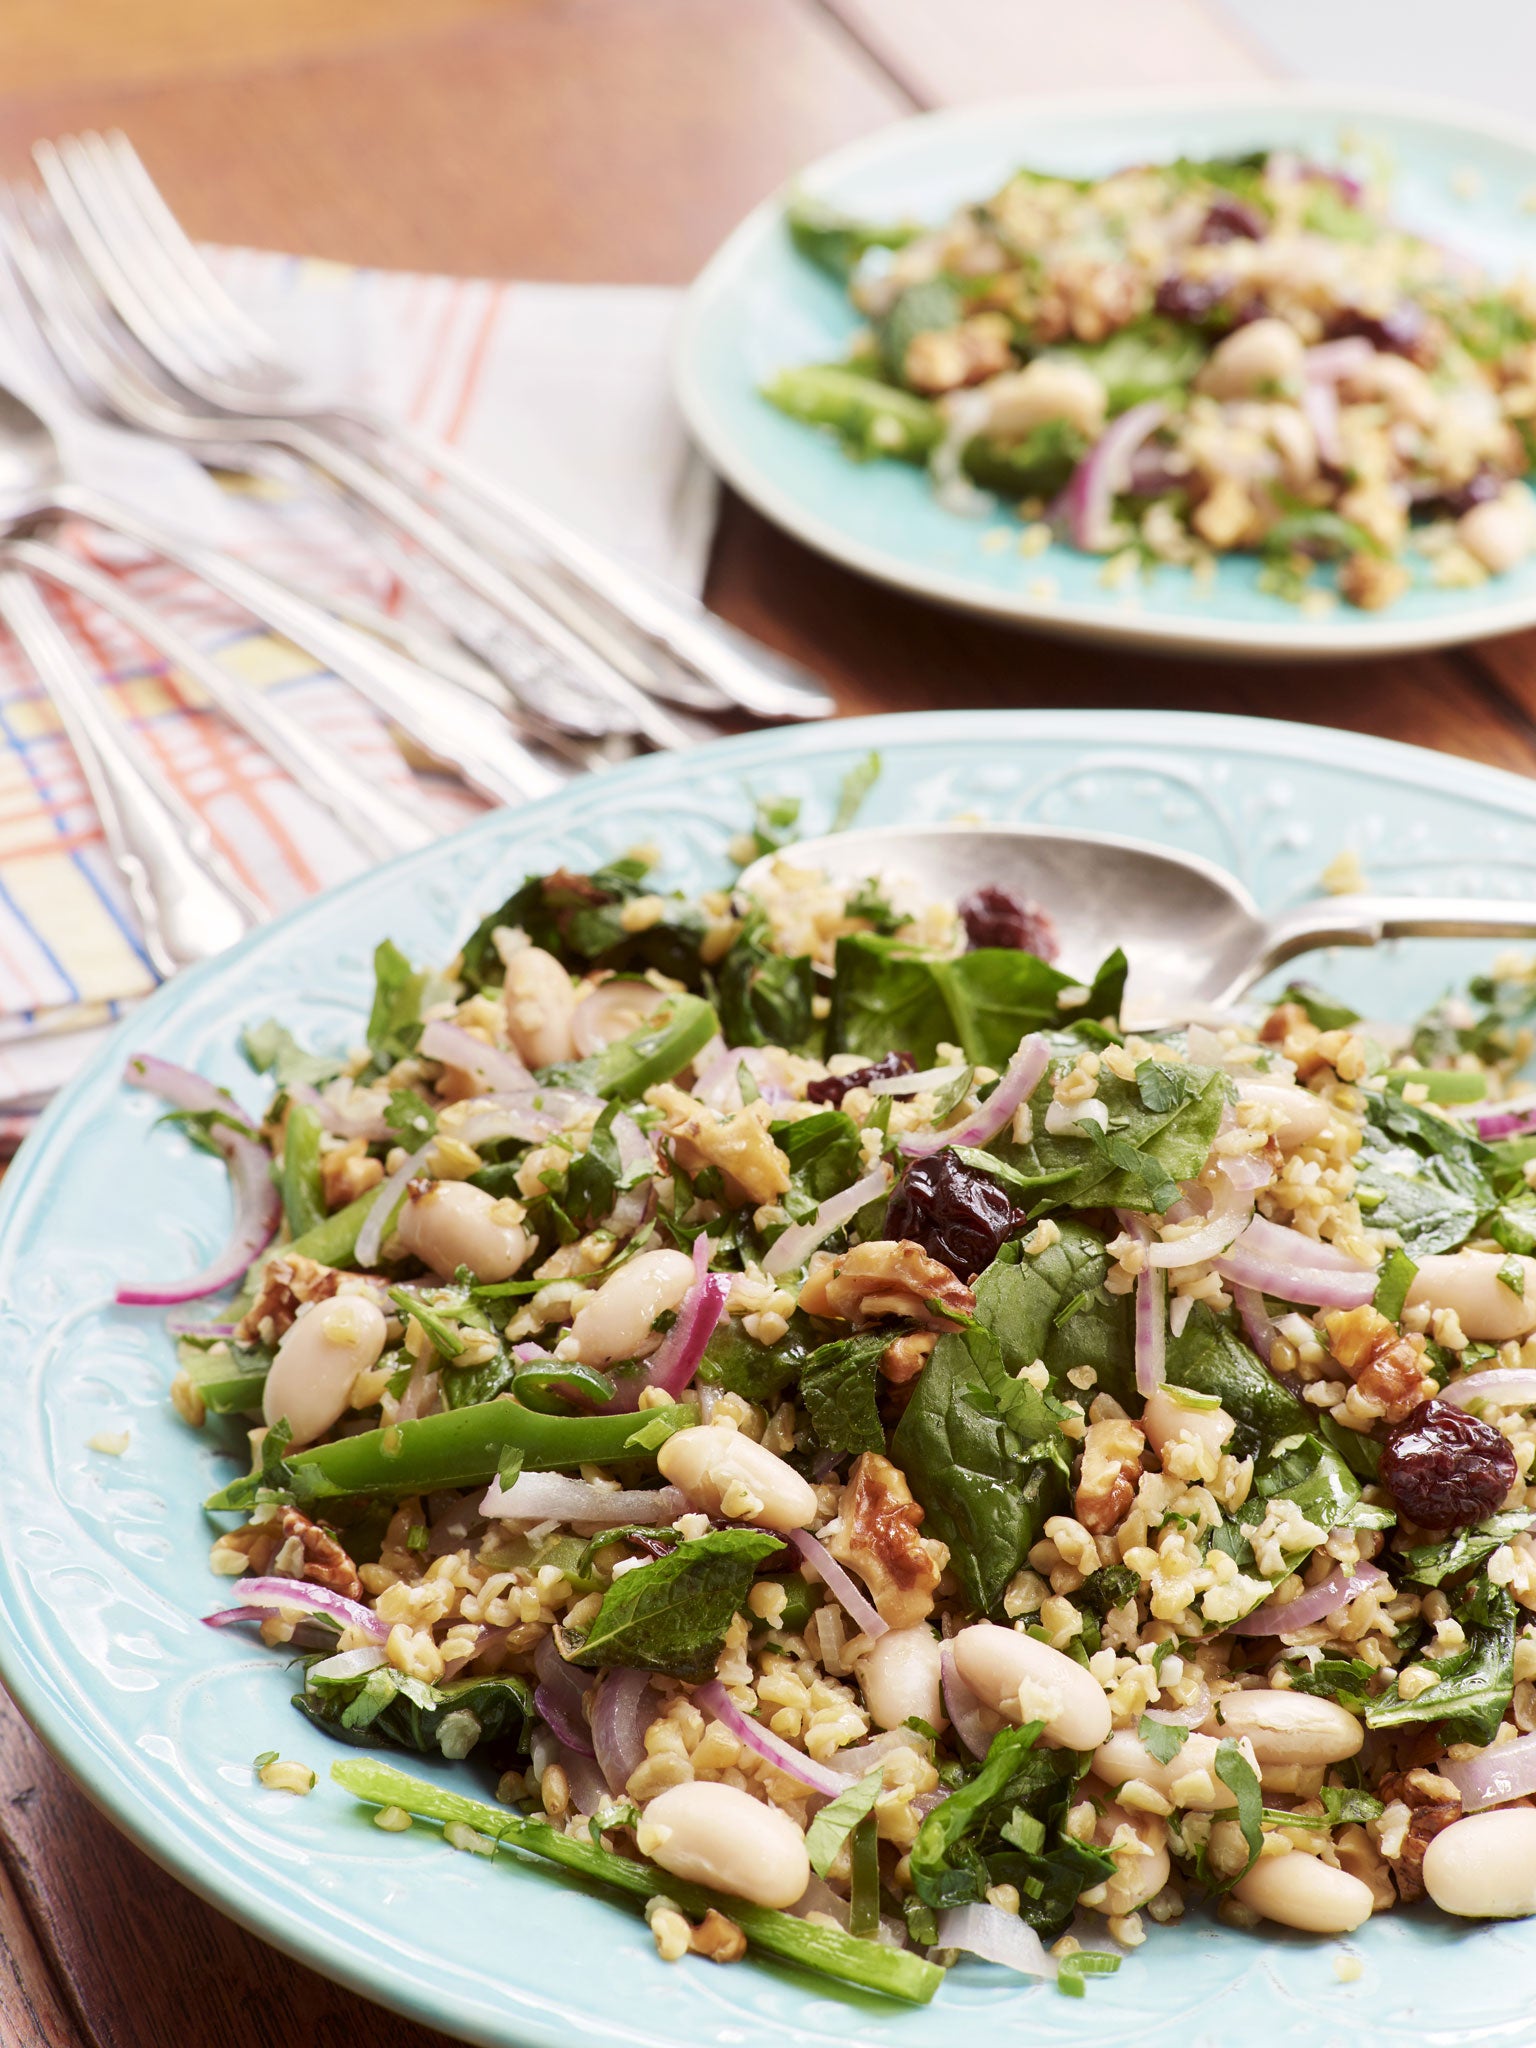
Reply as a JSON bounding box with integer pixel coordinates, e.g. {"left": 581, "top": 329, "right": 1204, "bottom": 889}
{"left": 280, "top": 1184, "right": 384, "bottom": 1269}
{"left": 848, "top": 1813, "right": 881, "bottom": 1938}
{"left": 544, "top": 993, "right": 718, "bottom": 1101}
{"left": 332, "top": 1759, "right": 943, "bottom": 2005}
{"left": 204, "top": 1398, "right": 690, "bottom": 1510}
{"left": 279, "top": 1102, "right": 326, "bottom": 1238}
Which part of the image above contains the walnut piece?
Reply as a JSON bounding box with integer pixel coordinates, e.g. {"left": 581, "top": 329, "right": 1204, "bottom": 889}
{"left": 798, "top": 1241, "right": 975, "bottom": 1328}
{"left": 1322, "top": 1305, "right": 1431, "bottom": 1422}
{"left": 1378, "top": 1767, "right": 1462, "bottom": 1903}
{"left": 649, "top": 1083, "right": 790, "bottom": 1207}
{"left": 320, "top": 1138, "right": 384, "bottom": 1213}
{"left": 1075, "top": 1416, "right": 1146, "bottom": 1535}
{"left": 825, "top": 1452, "right": 946, "bottom": 1629}
{"left": 235, "top": 1253, "right": 346, "bottom": 1345}
{"left": 278, "top": 1507, "right": 364, "bottom": 1602}
{"left": 880, "top": 1330, "right": 937, "bottom": 1385}
{"left": 903, "top": 313, "right": 1013, "bottom": 395}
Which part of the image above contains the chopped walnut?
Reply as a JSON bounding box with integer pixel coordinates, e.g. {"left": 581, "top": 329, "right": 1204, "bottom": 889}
{"left": 825, "top": 1452, "right": 946, "bottom": 1628}
{"left": 649, "top": 1083, "right": 790, "bottom": 1207}
{"left": 235, "top": 1253, "right": 346, "bottom": 1344}
{"left": 798, "top": 1241, "right": 975, "bottom": 1328}
{"left": 1339, "top": 550, "right": 1412, "bottom": 611}
{"left": 903, "top": 313, "right": 1014, "bottom": 395}
{"left": 1075, "top": 1416, "right": 1146, "bottom": 1535}
{"left": 1322, "top": 1305, "right": 1432, "bottom": 1422}
{"left": 1377, "top": 1767, "right": 1462, "bottom": 1903}
{"left": 880, "top": 1330, "right": 937, "bottom": 1385}
{"left": 320, "top": 1139, "right": 385, "bottom": 1212}
{"left": 277, "top": 1508, "right": 364, "bottom": 1602}
{"left": 688, "top": 1908, "right": 747, "bottom": 1964}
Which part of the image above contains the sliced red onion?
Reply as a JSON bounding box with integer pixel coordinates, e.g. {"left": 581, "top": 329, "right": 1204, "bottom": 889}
{"left": 936, "top": 1902, "right": 1056, "bottom": 1979}
{"left": 591, "top": 1668, "right": 662, "bottom": 1794}
{"left": 1239, "top": 1214, "right": 1371, "bottom": 1274}
{"left": 534, "top": 1629, "right": 596, "bottom": 1755}
{"left": 693, "top": 1679, "right": 847, "bottom": 1796}
{"left": 419, "top": 1018, "right": 532, "bottom": 1094}
{"left": 205, "top": 1576, "right": 388, "bottom": 1641}
{"left": 824, "top": 1728, "right": 932, "bottom": 1776}
{"left": 1471, "top": 1092, "right": 1536, "bottom": 1141}
{"left": 455, "top": 1085, "right": 601, "bottom": 1148}
{"left": 572, "top": 981, "right": 671, "bottom": 1059}
{"left": 307, "top": 1644, "right": 388, "bottom": 1683}
{"left": 117, "top": 1055, "right": 280, "bottom": 1305}
{"left": 286, "top": 1080, "right": 391, "bottom": 1143}
{"left": 1441, "top": 1370, "right": 1536, "bottom": 1410}
{"left": 1214, "top": 1242, "right": 1375, "bottom": 1310}
{"left": 481, "top": 1472, "right": 687, "bottom": 1523}
{"left": 788, "top": 1528, "right": 888, "bottom": 1640}
{"left": 1300, "top": 374, "right": 1343, "bottom": 468}
{"left": 1143, "top": 1694, "right": 1212, "bottom": 1731}
{"left": 1136, "top": 1250, "right": 1167, "bottom": 1397}
{"left": 897, "top": 1034, "right": 1050, "bottom": 1159}
{"left": 1305, "top": 337, "right": 1377, "bottom": 383}
{"left": 394, "top": 1357, "right": 440, "bottom": 1423}
{"left": 534, "top": 1680, "right": 595, "bottom": 1755}
{"left": 694, "top": 1043, "right": 793, "bottom": 1112}
{"left": 1062, "top": 401, "right": 1167, "bottom": 553}
{"left": 940, "top": 1642, "right": 994, "bottom": 1760}
{"left": 609, "top": 1112, "right": 657, "bottom": 1239}
{"left": 763, "top": 1163, "right": 892, "bottom": 1278}
{"left": 166, "top": 1317, "right": 238, "bottom": 1338}
{"left": 441, "top": 1623, "right": 507, "bottom": 1680}
{"left": 1441, "top": 1729, "right": 1536, "bottom": 1813}
{"left": 354, "top": 1138, "right": 433, "bottom": 1268}
{"left": 1232, "top": 1283, "right": 1278, "bottom": 1366}
{"left": 1144, "top": 1175, "right": 1255, "bottom": 1269}
{"left": 1226, "top": 1561, "right": 1388, "bottom": 1636}
{"left": 427, "top": 1491, "right": 486, "bottom": 1559}
{"left": 866, "top": 1063, "right": 967, "bottom": 1098}
{"left": 618, "top": 1272, "right": 728, "bottom": 1408}
{"left": 1216, "top": 1149, "right": 1274, "bottom": 1194}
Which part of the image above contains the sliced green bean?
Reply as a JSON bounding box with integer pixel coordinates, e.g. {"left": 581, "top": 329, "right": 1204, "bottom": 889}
{"left": 543, "top": 992, "right": 717, "bottom": 1101}
{"left": 280, "top": 1101, "right": 326, "bottom": 1238}
{"left": 332, "top": 1758, "right": 943, "bottom": 2004}
{"left": 762, "top": 366, "right": 941, "bottom": 462}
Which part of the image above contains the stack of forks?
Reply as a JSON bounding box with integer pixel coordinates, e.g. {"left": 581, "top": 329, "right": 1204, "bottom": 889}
{"left": 0, "top": 130, "right": 832, "bottom": 990}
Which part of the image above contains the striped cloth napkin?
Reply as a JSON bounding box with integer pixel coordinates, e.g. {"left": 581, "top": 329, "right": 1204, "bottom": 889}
{"left": 0, "top": 253, "right": 716, "bottom": 1137}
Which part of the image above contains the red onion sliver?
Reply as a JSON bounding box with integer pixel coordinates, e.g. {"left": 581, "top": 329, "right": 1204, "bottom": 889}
{"left": 1225, "top": 1561, "right": 1387, "bottom": 1636}
{"left": 609, "top": 1112, "right": 657, "bottom": 1240}
{"left": 940, "top": 1642, "right": 993, "bottom": 1760}
{"left": 534, "top": 1681, "right": 596, "bottom": 1756}
{"left": 1238, "top": 1214, "right": 1373, "bottom": 1274}
{"left": 534, "top": 1630, "right": 596, "bottom": 1756}
{"left": 937, "top": 1902, "right": 1056, "bottom": 1979}
{"left": 1216, "top": 1149, "right": 1274, "bottom": 1194}
{"left": 693, "top": 1679, "right": 846, "bottom": 1797}
{"left": 591, "top": 1667, "right": 662, "bottom": 1794}
{"left": 117, "top": 1055, "right": 280, "bottom": 1305}
{"left": 206, "top": 1575, "right": 388, "bottom": 1641}
{"left": 764, "top": 1163, "right": 892, "bottom": 1278}
{"left": 1213, "top": 1243, "right": 1375, "bottom": 1310}
{"left": 1232, "top": 1283, "right": 1278, "bottom": 1366}
{"left": 1144, "top": 1175, "right": 1255, "bottom": 1269}
{"left": 571, "top": 981, "right": 671, "bottom": 1060}
{"left": 308, "top": 1644, "right": 388, "bottom": 1683}
{"left": 788, "top": 1528, "right": 888, "bottom": 1640}
{"left": 1300, "top": 375, "right": 1343, "bottom": 468}
{"left": 1471, "top": 1091, "right": 1536, "bottom": 1141}
{"left": 482, "top": 1472, "right": 687, "bottom": 1523}
{"left": 1440, "top": 1728, "right": 1536, "bottom": 1813}
{"left": 455, "top": 1085, "right": 601, "bottom": 1148}
{"left": 1117, "top": 1212, "right": 1166, "bottom": 1397}
{"left": 1304, "top": 336, "right": 1376, "bottom": 382}
{"left": 1062, "top": 400, "right": 1168, "bottom": 553}
{"left": 897, "top": 1034, "right": 1050, "bottom": 1159}
{"left": 418, "top": 1018, "right": 532, "bottom": 1094}
{"left": 166, "top": 1317, "right": 238, "bottom": 1338}
{"left": 355, "top": 1139, "right": 433, "bottom": 1269}
{"left": 866, "top": 1063, "right": 967, "bottom": 1098}
{"left": 695, "top": 1044, "right": 792, "bottom": 1112}
{"left": 1441, "top": 1369, "right": 1536, "bottom": 1410}
{"left": 286, "top": 1079, "right": 390, "bottom": 1143}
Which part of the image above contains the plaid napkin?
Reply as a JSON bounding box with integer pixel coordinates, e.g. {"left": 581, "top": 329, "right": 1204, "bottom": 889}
{"left": 0, "top": 253, "right": 716, "bottom": 1131}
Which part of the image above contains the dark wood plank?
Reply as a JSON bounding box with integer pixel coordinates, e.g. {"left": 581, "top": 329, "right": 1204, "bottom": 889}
{"left": 0, "top": 1686, "right": 460, "bottom": 2048}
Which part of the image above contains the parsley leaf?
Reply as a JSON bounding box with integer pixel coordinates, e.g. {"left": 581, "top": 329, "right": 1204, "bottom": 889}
{"left": 385, "top": 1089, "right": 438, "bottom": 1144}
{"left": 1137, "top": 1715, "right": 1189, "bottom": 1767}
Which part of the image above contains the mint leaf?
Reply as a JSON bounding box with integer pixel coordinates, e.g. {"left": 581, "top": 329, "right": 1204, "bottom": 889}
{"left": 1373, "top": 1246, "right": 1417, "bottom": 1322}
{"left": 566, "top": 1528, "right": 781, "bottom": 1680}
{"left": 799, "top": 1331, "right": 890, "bottom": 1457}
{"left": 1134, "top": 1059, "right": 1200, "bottom": 1114}
{"left": 805, "top": 1771, "right": 884, "bottom": 1877}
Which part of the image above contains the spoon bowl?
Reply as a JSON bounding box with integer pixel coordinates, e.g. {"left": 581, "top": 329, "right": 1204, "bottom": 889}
{"left": 741, "top": 823, "right": 1536, "bottom": 1026}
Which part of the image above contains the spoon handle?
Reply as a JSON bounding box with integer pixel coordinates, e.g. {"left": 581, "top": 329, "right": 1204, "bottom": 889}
{"left": 0, "top": 567, "right": 256, "bottom": 977}
{"left": 1234, "top": 894, "right": 1536, "bottom": 1000}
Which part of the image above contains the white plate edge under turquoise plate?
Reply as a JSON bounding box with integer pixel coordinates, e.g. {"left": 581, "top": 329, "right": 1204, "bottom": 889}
{"left": 8, "top": 709, "right": 1536, "bottom": 2048}
{"left": 675, "top": 83, "right": 1536, "bottom": 660}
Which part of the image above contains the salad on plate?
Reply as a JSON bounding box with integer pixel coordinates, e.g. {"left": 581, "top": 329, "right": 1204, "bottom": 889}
{"left": 767, "top": 148, "right": 1536, "bottom": 611}
{"left": 127, "top": 800, "right": 1536, "bottom": 2005}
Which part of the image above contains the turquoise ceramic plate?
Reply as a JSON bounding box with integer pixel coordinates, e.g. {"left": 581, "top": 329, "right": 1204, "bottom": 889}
{"left": 6, "top": 710, "right": 1536, "bottom": 2048}
{"left": 675, "top": 86, "right": 1536, "bottom": 660}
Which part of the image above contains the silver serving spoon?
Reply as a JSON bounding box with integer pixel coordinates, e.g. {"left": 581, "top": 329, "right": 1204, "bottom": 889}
{"left": 740, "top": 823, "right": 1536, "bottom": 1027}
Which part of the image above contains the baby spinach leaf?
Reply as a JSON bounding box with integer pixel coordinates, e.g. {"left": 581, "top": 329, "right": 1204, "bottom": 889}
{"left": 566, "top": 1528, "right": 782, "bottom": 1680}
{"left": 800, "top": 1331, "right": 891, "bottom": 1457}
{"left": 1078, "top": 1564, "right": 1141, "bottom": 1617}
{"left": 771, "top": 1109, "right": 864, "bottom": 1205}
{"left": 1363, "top": 1088, "right": 1496, "bottom": 1181}
{"left": 366, "top": 939, "right": 426, "bottom": 1070}
{"left": 459, "top": 859, "right": 706, "bottom": 991}
{"left": 1163, "top": 1302, "right": 1308, "bottom": 1459}
{"left": 1317, "top": 1413, "right": 1382, "bottom": 1482}
{"left": 296, "top": 1664, "right": 532, "bottom": 1757}
{"left": 1398, "top": 1511, "right": 1532, "bottom": 1588}
{"left": 805, "top": 1771, "right": 885, "bottom": 1877}
{"left": 973, "top": 1225, "right": 1135, "bottom": 1405}
{"left": 698, "top": 1312, "right": 816, "bottom": 1405}
{"left": 714, "top": 909, "right": 818, "bottom": 1054}
{"left": 1354, "top": 1142, "right": 1488, "bottom": 1259}
{"left": 892, "top": 1327, "right": 1069, "bottom": 1612}
{"left": 1365, "top": 1585, "right": 1516, "bottom": 1746}
{"left": 996, "top": 1064, "right": 1229, "bottom": 1217}
{"left": 1053, "top": 316, "right": 1207, "bottom": 410}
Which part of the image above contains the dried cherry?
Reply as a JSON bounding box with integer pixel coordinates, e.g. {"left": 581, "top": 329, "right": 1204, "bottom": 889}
{"left": 1197, "top": 196, "right": 1267, "bottom": 243}
{"left": 1379, "top": 1397, "right": 1518, "bottom": 1528}
{"left": 807, "top": 1050, "right": 915, "bottom": 1109}
{"left": 1327, "top": 300, "right": 1431, "bottom": 361}
{"left": 958, "top": 885, "right": 1060, "bottom": 961}
{"left": 885, "top": 1149, "right": 1019, "bottom": 1282}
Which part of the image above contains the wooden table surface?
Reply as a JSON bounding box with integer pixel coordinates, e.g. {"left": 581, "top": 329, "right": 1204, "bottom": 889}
{"left": 1, "top": 4, "right": 1534, "bottom": 2044}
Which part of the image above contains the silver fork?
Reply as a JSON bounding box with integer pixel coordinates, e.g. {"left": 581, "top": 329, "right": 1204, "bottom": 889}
{"left": 22, "top": 151, "right": 700, "bottom": 751}
{"left": 33, "top": 130, "right": 834, "bottom": 726}
{"left": 0, "top": 564, "right": 257, "bottom": 975}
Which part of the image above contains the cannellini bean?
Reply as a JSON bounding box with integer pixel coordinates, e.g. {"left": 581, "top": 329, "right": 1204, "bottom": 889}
{"left": 1093, "top": 1728, "right": 1249, "bottom": 1810}
{"left": 262, "top": 1294, "right": 387, "bottom": 1446}
{"left": 396, "top": 1180, "right": 532, "bottom": 1283}
{"left": 1140, "top": 1384, "right": 1235, "bottom": 1461}
{"left": 982, "top": 357, "right": 1107, "bottom": 441}
{"left": 1212, "top": 1689, "right": 1363, "bottom": 1767}
{"left": 1459, "top": 485, "right": 1536, "bottom": 575}
{"left": 502, "top": 945, "right": 578, "bottom": 1067}
{"left": 640, "top": 1781, "right": 810, "bottom": 1908}
{"left": 1407, "top": 1249, "right": 1536, "bottom": 1341}
{"left": 657, "top": 1422, "right": 817, "bottom": 1531}
{"left": 1199, "top": 318, "right": 1305, "bottom": 400}
{"left": 568, "top": 1248, "right": 696, "bottom": 1366}
{"left": 1236, "top": 1078, "right": 1334, "bottom": 1152}
{"left": 1422, "top": 1808, "right": 1536, "bottom": 1918}
{"left": 1233, "top": 1848, "right": 1374, "bottom": 1933}
{"left": 1341, "top": 350, "right": 1438, "bottom": 428}
{"left": 1090, "top": 1796, "right": 1170, "bottom": 1914}
{"left": 858, "top": 1626, "right": 946, "bottom": 1732}
{"left": 951, "top": 1622, "right": 1111, "bottom": 1751}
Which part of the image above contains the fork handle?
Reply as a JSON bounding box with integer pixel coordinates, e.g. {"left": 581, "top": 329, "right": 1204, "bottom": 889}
{"left": 0, "top": 567, "right": 254, "bottom": 975}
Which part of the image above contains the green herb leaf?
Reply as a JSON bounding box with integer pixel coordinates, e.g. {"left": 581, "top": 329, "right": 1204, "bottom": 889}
{"left": 799, "top": 1331, "right": 891, "bottom": 1457}
{"left": 1137, "top": 1715, "right": 1190, "bottom": 1766}
{"left": 385, "top": 1089, "right": 438, "bottom": 1143}
{"left": 566, "top": 1528, "right": 782, "bottom": 1680}
{"left": 241, "top": 1018, "right": 346, "bottom": 1088}
{"left": 805, "top": 1771, "right": 885, "bottom": 1878}
{"left": 1399, "top": 1511, "right": 1532, "bottom": 1588}
{"left": 1211, "top": 1739, "right": 1264, "bottom": 1889}
{"left": 1499, "top": 1256, "right": 1527, "bottom": 1296}
{"left": 366, "top": 940, "right": 427, "bottom": 1071}
{"left": 253, "top": 1749, "right": 279, "bottom": 1769}
{"left": 1365, "top": 1584, "right": 1516, "bottom": 1745}
{"left": 832, "top": 752, "right": 882, "bottom": 833}
{"left": 1373, "top": 1246, "right": 1418, "bottom": 1323}
{"left": 1277, "top": 982, "right": 1361, "bottom": 1031}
